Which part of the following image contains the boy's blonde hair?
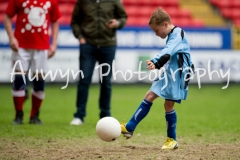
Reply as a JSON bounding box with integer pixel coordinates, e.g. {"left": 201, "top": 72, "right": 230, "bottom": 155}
{"left": 149, "top": 7, "right": 172, "bottom": 25}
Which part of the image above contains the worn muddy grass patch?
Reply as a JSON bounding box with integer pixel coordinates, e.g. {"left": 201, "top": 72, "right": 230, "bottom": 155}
{"left": 1, "top": 136, "right": 240, "bottom": 160}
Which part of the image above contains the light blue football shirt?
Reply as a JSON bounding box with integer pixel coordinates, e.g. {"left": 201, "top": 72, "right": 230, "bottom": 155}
{"left": 150, "top": 27, "right": 194, "bottom": 102}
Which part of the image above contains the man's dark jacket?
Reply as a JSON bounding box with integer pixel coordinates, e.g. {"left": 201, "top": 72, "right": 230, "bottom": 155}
{"left": 71, "top": 0, "right": 128, "bottom": 46}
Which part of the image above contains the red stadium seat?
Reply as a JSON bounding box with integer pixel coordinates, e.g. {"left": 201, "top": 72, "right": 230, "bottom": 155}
{"left": 57, "top": 0, "right": 76, "bottom": 4}
{"left": 0, "top": 14, "right": 4, "bottom": 23}
{"left": 232, "top": 0, "right": 240, "bottom": 8}
{"left": 165, "top": 7, "right": 179, "bottom": 18}
{"left": 0, "top": 2, "right": 8, "bottom": 13}
{"left": 125, "top": 6, "right": 154, "bottom": 17}
{"left": 232, "top": 9, "right": 240, "bottom": 20}
{"left": 58, "top": 15, "right": 71, "bottom": 25}
{"left": 211, "top": 0, "right": 240, "bottom": 9}
{"left": 178, "top": 9, "right": 191, "bottom": 19}
{"left": 138, "top": 7, "right": 153, "bottom": 17}
{"left": 171, "top": 17, "right": 192, "bottom": 27}
{"left": 210, "top": 0, "right": 218, "bottom": 6}
{"left": 137, "top": 17, "right": 150, "bottom": 26}
{"left": 126, "top": 16, "right": 149, "bottom": 27}
{"left": 214, "top": 0, "right": 231, "bottom": 9}
{"left": 164, "top": 0, "right": 179, "bottom": 7}
{"left": 126, "top": 17, "right": 139, "bottom": 26}
{"left": 162, "top": 7, "right": 191, "bottom": 19}
{"left": 59, "top": 4, "right": 74, "bottom": 16}
{"left": 191, "top": 19, "right": 205, "bottom": 27}
{"left": 221, "top": 8, "right": 232, "bottom": 19}
{"left": 123, "top": 0, "right": 139, "bottom": 6}
{"left": 172, "top": 18, "right": 205, "bottom": 27}
{"left": 125, "top": 6, "right": 139, "bottom": 17}
{"left": 151, "top": 0, "right": 165, "bottom": 7}
{"left": 123, "top": 0, "right": 203, "bottom": 27}
{"left": 210, "top": 0, "right": 240, "bottom": 28}
{"left": 138, "top": 0, "right": 151, "bottom": 6}
{"left": 233, "top": 19, "right": 240, "bottom": 27}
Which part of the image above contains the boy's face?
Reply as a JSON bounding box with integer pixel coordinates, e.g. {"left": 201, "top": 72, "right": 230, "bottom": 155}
{"left": 150, "top": 22, "right": 169, "bottom": 39}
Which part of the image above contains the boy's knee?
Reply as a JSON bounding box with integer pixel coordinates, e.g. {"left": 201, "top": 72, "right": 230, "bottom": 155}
{"left": 33, "top": 76, "right": 45, "bottom": 91}
{"left": 164, "top": 100, "right": 175, "bottom": 111}
{"left": 144, "top": 91, "right": 158, "bottom": 102}
{"left": 13, "top": 75, "right": 26, "bottom": 90}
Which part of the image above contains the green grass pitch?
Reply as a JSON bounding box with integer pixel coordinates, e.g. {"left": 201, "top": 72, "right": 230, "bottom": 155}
{"left": 0, "top": 83, "right": 240, "bottom": 159}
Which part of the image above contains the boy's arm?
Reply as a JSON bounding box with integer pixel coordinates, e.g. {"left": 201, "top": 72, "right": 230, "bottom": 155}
{"left": 151, "top": 54, "right": 170, "bottom": 69}
{"left": 48, "top": 21, "right": 59, "bottom": 58}
{"left": 151, "top": 31, "right": 182, "bottom": 69}
{"left": 4, "top": 14, "right": 18, "bottom": 52}
{"left": 146, "top": 60, "right": 155, "bottom": 70}
{"left": 157, "top": 32, "right": 182, "bottom": 58}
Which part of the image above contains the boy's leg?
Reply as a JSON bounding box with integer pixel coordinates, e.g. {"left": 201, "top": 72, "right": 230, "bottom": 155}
{"left": 121, "top": 91, "right": 158, "bottom": 138}
{"left": 11, "top": 48, "right": 31, "bottom": 124}
{"left": 12, "top": 74, "right": 26, "bottom": 124}
{"left": 162, "top": 100, "right": 178, "bottom": 149}
{"left": 29, "top": 50, "right": 48, "bottom": 124}
{"left": 164, "top": 100, "right": 177, "bottom": 140}
{"left": 24, "top": 73, "right": 29, "bottom": 101}
{"left": 30, "top": 76, "right": 45, "bottom": 124}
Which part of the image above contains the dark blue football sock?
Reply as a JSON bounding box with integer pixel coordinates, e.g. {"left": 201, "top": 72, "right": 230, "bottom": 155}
{"left": 126, "top": 99, "right": 153, "bottom": 132}
{"left": 13, "top": 75, "right": 26, "bottom": 90}
{"left": 165, "top": 110, "right": 177, "bottom": 140}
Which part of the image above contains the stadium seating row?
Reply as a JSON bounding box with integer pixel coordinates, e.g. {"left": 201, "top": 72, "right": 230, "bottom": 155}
{"left": 126, "top": 16, "right": 204, "bottom": 27}
{"left": 0, "top": 2, "right": 8, "bottom": 14}
{"left": 123, "top": 0, "right": 204, "bottom": 27}
{"left": 221, "top": 8, "right": 240, "bottom": 20}
{"left": 125, "top": 6, "right": 191, "bottom": 19}
{"left": 210, "top": 0, "right": 240, "bottom": 9}
{"left": 210, "top": 0, "right": 240, "bottom": 27}
{"left": 123, "top": 0, "right": 179, "bottom": 7}
{"left": 0, "top": 0, "right": 204, "bottom": 27}
{"left": 57, "top": 0, "right": 76, "bottom": 4}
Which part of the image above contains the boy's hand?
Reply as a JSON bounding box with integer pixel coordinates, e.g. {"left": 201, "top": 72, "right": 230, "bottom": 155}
{"left": 146, "top": 60, "right": 155, "bottom": 70}
{"left": 48, "top": 44, "right": 56, "bottom": 59}
{"left": 10, "top": 37, "right": 19, "bottom": 52}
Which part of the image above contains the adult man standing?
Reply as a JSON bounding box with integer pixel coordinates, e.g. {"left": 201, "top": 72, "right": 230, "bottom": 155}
{"left": 70, "top": 0, "right": 127, "bottom": 125}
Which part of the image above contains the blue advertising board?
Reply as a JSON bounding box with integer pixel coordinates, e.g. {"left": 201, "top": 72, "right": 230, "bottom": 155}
{"left": 0, "top": 24, "right": 232, "bottom": 50}
{"left": 117, "top": 27, "right": 231, "bottom": 50}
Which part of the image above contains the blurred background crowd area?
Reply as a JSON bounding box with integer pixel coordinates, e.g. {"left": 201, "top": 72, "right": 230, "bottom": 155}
{"left": 0, "top": 0, "right": 239, "bottom": 49}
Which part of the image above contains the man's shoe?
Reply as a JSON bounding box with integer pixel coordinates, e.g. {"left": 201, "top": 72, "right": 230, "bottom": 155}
{"left": 29, "top": 112, "right": 43, "bottom": 124}
{"left": 12, "top": 110, "right": 23, "bottom": 125}
{"left": 121, "top": 123, "right": 133, "bottom": 139}
{"left": 161, "top": 137, "right": 178, "bottom": 150}
{"left": 70, "top": 118, "right": 83, "bottom": 125}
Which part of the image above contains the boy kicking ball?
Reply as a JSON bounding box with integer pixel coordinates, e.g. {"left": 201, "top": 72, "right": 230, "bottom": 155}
{"left": 121, "top": 7, "right": 194, "bottom": 150}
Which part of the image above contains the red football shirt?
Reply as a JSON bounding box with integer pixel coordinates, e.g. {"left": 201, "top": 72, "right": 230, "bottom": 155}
{"left": 6, "top": 0, "right": 62, "bottom": 49}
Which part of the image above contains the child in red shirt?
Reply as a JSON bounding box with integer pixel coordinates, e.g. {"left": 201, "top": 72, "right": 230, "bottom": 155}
{"left": 4, "top": 0, "right": 62, "bottom": 124}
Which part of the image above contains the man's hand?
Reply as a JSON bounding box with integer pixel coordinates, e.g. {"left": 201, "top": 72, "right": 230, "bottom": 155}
{"left": 79, "top": 37, "right": 86, "bottom": 44}
{"left": 146, "top": 60, "right": 155, "bottom": 70}
{"left": 106, "top": 19, "right": 119, "bottom": 29}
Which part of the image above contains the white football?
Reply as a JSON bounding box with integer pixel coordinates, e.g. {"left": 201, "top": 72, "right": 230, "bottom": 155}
{"left": 96, "top": 117, "right": 121, "bottom": 142}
